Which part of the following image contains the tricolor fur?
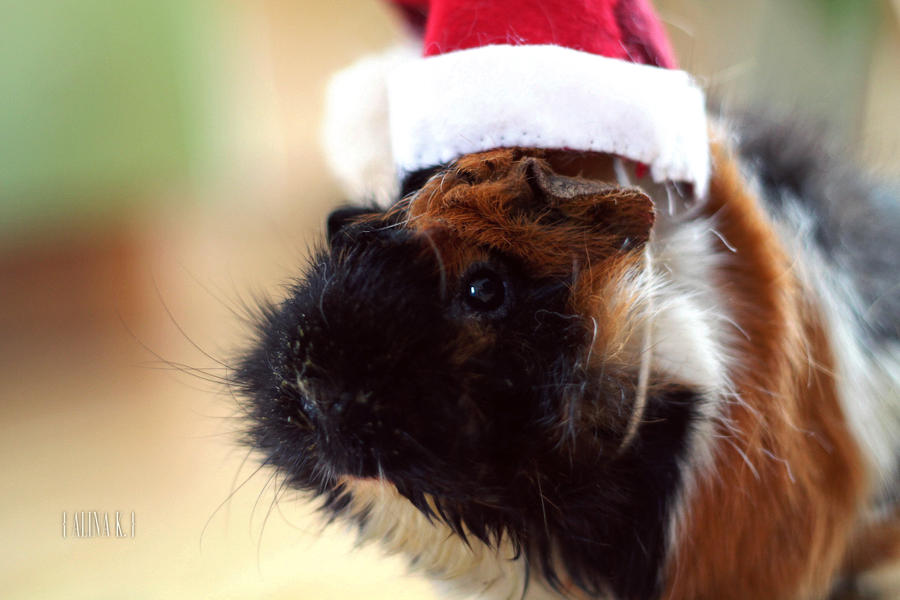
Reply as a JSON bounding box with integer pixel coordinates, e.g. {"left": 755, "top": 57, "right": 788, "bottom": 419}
{"left": 235, "top": 118, "right": 900, "bottom": 599}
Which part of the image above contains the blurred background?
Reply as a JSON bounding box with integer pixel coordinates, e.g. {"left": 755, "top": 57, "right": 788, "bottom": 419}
{"left": 1, "top": 1, "right": 898, "bottom": 598}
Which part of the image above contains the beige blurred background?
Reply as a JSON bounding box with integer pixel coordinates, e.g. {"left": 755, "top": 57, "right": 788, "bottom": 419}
{"left": 1, "top": 1, "right": 898, "bottom": 598}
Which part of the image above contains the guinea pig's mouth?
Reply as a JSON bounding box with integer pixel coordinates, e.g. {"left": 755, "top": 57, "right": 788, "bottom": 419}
{"left": 295, "top": 382, "right": 412, "bottom": 479}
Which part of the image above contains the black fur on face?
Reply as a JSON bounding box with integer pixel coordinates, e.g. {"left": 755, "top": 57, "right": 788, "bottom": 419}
{"left": 234, "top": 204, "right": 698, "bottom": 600}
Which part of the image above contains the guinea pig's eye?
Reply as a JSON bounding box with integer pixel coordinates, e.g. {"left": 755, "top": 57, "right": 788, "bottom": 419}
{"left": 462, "top": 267, "right": 506, "bottom": 313}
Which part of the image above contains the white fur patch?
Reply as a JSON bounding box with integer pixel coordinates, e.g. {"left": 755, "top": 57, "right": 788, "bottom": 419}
{"left": 641, "top": 187, "right": 744, "bottom": 560}
{"left": 647, "top": 219, "right": 732, "bottom": 393}
{"left": 341, "top": 479, "right": 562, "bottom": 600}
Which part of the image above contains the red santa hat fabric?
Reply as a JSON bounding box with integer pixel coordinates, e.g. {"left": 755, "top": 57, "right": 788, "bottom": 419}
{"left": 323, "top": 0, "right": 710, "bottom": 201}
{"left": 416, "top": 0, "right": 676, "bottom": 66}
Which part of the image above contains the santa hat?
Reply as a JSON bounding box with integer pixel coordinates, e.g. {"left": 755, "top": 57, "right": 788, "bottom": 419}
{"left": 322, "top": 0, "right": 709, "bottom": 204}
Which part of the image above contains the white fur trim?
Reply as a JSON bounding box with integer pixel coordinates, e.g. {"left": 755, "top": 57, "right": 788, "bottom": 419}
{"left": 321, "top": 44, "right": 419, "bottom": 206}
{"left": 388, "top": 44, "right": 710, "bottom": 197}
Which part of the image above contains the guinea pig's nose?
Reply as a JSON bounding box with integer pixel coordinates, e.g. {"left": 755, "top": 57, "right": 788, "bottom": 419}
{"left": 330, "top": 391, "right": 353, "bottom": 415}
{"left": 320, "top": 387, "right": 373, "bottom": 420}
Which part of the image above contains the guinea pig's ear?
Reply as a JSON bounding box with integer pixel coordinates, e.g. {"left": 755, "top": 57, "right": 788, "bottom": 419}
{"left": 327, "top": 205, "right": 377, "bottom": 245}
{"left": 524, "top": 158, "right": 655, "bottom": 252}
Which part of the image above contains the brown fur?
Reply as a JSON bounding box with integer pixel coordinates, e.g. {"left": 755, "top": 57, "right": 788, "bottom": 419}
{"left": 662, "top": 143, "right": 868, "bottom": 600}
{"left": 399, "top": 148, "right": 653, "bottom": 280}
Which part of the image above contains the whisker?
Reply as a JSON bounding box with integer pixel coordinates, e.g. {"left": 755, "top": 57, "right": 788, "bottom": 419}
{"left": 200, "top": 455, "right": 272, "bottom": 550}
{"left": 152, "top": 277, "right": 230, "bottom": 369}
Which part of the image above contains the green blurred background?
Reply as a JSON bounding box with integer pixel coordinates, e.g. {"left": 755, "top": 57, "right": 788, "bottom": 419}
{"left": 0, "top": 1, "right": 897, "bottom": 598}
{"left": 1, "top": 0, "right": 219, "bottom": 229}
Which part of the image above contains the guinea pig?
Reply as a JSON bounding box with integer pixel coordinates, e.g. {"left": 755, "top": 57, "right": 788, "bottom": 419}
{"left": 233, "top": 117, "right": 900, "bottom": 600}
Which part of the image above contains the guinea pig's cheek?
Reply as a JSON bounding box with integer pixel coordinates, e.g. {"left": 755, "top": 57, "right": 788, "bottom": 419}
{"left": 447, "top": 323, "right": 497, "bottom": 368}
